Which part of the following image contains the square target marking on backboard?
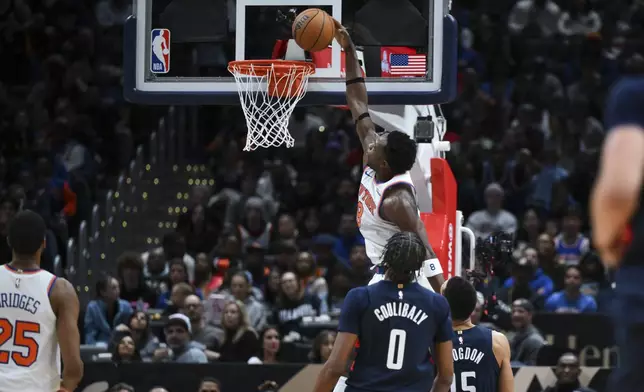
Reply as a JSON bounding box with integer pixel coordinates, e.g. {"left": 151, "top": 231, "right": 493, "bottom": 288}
{"left": 124, "top": 0, "right": 457, "bottom": 105}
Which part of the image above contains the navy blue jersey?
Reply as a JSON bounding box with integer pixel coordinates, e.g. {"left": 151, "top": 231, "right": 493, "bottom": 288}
{"left": 338, "top": 280, "right": 453, "bottom": 392}
{"left": 605, "top": 77, "right": 644, "bottom": 325}
{"left": 451, "top": 326, "right": 499, "bottom": 392}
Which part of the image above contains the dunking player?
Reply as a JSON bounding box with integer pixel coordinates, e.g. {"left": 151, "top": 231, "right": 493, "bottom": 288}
{"left": 0, "top": 210, "right": 83, "bottom": 392}
{"left": 313, "top": 232, "right": 454, "bottom": 392}
{"left": 590, "top": 77, "right": 644, "bottom": 391}
{"left": 332, "top": 20, "right": 445, "bottom": 293}
{"left": 442, "top": 277, "right": 513, "bottom": 392}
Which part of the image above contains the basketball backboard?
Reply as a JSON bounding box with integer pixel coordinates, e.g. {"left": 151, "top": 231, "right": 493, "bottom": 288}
{"left": 123, "top": 0, "right": 457, "bottom": 105}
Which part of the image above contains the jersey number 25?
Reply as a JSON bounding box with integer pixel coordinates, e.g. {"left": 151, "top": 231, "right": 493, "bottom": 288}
{"left": 452, "top": 371, "right": 477, "bottom": 392}
{"left": 0, "top": 319, "right": 40, "bottom": 367}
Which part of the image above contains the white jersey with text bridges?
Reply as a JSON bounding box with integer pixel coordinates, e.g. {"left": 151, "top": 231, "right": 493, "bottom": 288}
{"left": 0, "top": 264, "right": 61, "bottom": 392}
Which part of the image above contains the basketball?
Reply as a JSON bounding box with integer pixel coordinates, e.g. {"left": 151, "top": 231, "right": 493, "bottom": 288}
{"left": 292, "top": 9, "right": 335, "bottom": 52}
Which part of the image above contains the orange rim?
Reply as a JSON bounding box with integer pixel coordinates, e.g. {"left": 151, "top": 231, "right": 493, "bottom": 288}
{"left": 228, "top": 60, "right": 315, "bottom": 77}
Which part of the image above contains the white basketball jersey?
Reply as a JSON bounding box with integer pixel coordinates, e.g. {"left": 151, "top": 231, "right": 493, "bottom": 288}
{"left": 0, "top": 265, "right": 61, "bottom": 392}
{"left": 358, "top": 167, "right": 417, "bottom": 265}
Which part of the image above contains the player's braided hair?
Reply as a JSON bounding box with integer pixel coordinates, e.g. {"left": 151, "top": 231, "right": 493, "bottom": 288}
{"left": 381, "top": 232, "right": 427, "bottom": 285}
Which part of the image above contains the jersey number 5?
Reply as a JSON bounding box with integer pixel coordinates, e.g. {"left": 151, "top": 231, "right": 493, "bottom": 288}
{"left": 0, "top": 319, "right": 41, "bottom": 367}
{"left": 451, "top": 371, "right": 477, "bottom": 392}
{"left": 386, "top": 329, "right": 407, "bottom": 370}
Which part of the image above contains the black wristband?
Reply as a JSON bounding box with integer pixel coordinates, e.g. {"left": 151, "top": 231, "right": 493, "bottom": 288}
{"left": 355, "top": 112, "right": 370, "bottom": 125}
{"left": 346, "top": 77, "right": 365, "bottom": 86}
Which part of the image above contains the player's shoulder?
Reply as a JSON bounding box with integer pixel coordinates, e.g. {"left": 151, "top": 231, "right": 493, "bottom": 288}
{"left": 347, "top": 285, "right": 370, "bottom": 302}
{"left": 491, "top": 329, "right": 511, "bottom": 360}
{"left": 605, "top": 77, "right": 644, "bottom": 129}
{"left": 49, "top": 277, "right": 77, "bottom": 301}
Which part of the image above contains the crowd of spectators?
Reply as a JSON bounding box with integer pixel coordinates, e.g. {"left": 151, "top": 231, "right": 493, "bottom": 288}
{"left": 0, "top": 0, "right": 163, "bottom": 273}
{"left": 1, "top": 0, "right": 643, "bottom": 391}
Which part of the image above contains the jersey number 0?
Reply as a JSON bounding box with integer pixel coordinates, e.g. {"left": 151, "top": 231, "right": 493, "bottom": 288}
{"left": 386, "top": 329, "right": 407, "bottom": 370}
{"left": 0, "top": 319, "right": 40, "bottom": 367}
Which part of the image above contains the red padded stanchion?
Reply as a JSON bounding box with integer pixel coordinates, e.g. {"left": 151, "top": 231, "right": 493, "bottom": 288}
{"left": 421, "top": 158, "right": 458, "bottom": 279}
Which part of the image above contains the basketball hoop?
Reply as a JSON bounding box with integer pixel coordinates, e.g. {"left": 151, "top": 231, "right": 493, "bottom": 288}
{"left": 228, "top": 60, "right": 316, "bottom": 151}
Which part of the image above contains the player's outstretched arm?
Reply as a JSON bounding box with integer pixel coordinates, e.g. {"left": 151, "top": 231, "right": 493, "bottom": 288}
{"left": 381, "top": 185, "right": 444, "bottom": 292}
{"left": 591, "top": 79, "right": 644, "bottom": 268}
{"left": 51, "top": 278, "right": 84, "bottom": 391}
{"left": 332, "top": 19, "right": 378, "bottom": 155}
{"left": 492, "top": 331, "right": 514, "bottom": 392}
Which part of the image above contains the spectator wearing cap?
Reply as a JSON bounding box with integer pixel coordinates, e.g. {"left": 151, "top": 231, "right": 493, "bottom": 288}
{"left": 227, "top": 271, "right": 267, "bottom": 331}
{"left": 544, "top": 265, "right": 597, "bottom": 313}
{"left": 500, "top": 247, "right": 554, "bottom": 307}
{"left": 554, "top": 207, "right": 590, "bottom": 266}
{"left": 509, "top": 299, "right": 545, "bottom": 366}
{"left": 466, "top": 183, "right": 518, "bottom": 240}
{"left": 152, "top": 313, "right": 208, "bottom": 363}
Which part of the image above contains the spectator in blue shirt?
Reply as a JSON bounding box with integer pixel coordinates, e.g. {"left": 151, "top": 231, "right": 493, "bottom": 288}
{"left": 502, "top": 247, "right": 555, "bottom": 304}
{"left": 85, "top": 273, "right": 133, "bottom": 346}
{"left": 545, "top": 265, "right": 597, "bottom": 313}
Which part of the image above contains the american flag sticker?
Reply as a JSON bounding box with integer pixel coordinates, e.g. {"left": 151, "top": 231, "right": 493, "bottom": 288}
{"left": 390, "top": 53, "right": 426, "bottom": 76}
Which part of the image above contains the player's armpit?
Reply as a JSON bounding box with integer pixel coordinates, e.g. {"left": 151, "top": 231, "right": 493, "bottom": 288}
{"left": 51, "top": 278, "right": 83, "bottom": 391}
{"left": 492, "top": 331, "right": 514, "bottom": 392}
{"left": 312, "top": 332, "right": 358, "bottom": 392}
{"left": 431, "top": 340, "right": 454, "bottom": 392}
{"left": 591, "top": 126, "right": 644, "bottom": 268}
{"left": 381, "top": 186, "right": 443, "bottom": 291}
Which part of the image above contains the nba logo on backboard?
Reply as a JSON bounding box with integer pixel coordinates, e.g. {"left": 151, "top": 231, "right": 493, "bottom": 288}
{"left": 150, "top": 29, "right": 170, "bottom": 74}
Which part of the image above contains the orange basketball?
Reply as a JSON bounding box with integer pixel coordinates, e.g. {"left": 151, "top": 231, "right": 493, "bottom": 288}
{"left": 292, "top": 9, "right": 335, "bottom": 52}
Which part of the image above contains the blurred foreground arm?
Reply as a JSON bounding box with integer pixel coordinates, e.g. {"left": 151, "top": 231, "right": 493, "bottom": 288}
{"left": 591, "top": 79, "right": 644, "bottom": 268}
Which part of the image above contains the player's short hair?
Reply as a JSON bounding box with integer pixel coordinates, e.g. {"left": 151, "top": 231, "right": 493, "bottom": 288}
{"left": 7, "top": 210, "right": 46, "bottom": 256}
{"left": 381, "top": 232, "right": 426, "bottom": 285}
{"left": 443, "top": 276, "right": 478, "bottom": 321}
{"left": 384, "top": 131, "right": 418, "bottom": 175}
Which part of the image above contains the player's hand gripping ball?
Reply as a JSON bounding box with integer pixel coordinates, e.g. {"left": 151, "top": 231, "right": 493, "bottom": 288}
{"left": 292, "top": 8, "right": 335, "bottom": 52}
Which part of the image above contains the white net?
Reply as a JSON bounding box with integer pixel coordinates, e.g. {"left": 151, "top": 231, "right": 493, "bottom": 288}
{"left": 229, "top": 61, "right": 315, "bottom": 151}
